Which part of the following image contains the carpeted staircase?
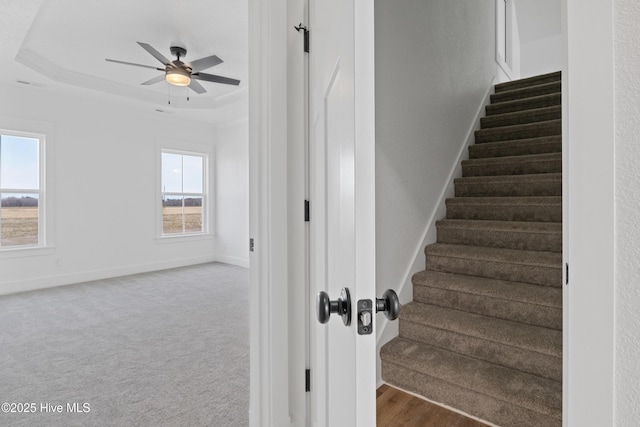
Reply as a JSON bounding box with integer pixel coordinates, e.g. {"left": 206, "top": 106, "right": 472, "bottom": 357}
{"left": 380, "top": 71, "right": 562, "bottom": 427}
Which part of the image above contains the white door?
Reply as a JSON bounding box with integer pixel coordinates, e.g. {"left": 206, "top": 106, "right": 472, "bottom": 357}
{"left": 308, "top": 0, "right": 376, "bottom": 425}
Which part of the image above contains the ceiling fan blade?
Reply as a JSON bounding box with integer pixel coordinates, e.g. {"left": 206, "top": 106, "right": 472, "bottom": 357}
{"left": 189, "top": 79, "right": 207, "bottom": 94}
{"left": 105, "top": 58, "right": 164, "bottom": 71}
{"left": 187, "top": 55, "right": 223, "bottom": 72}
{"left": 140, "top": 75, "right": 166, "bottom": 86}
{"left": 193, "top": 72, "right": 241, "bottom": 86}
{"left": 137, "top": 42, "right": 172, "bottom": 66}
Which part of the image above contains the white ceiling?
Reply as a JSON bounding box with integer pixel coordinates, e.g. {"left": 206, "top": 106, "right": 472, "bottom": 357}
{"left": 1, "top": 0, "right": 248, "bottom": 125}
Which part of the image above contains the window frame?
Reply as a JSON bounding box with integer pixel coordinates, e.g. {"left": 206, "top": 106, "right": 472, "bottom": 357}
{"left": 496, "top": 0, "right": 516, "bottom": 79}
{"left": 156, "top": 140, "right": 214, "bottom": 242}
{"left": 0, "top": 128, "right": 49, "bottom": 252}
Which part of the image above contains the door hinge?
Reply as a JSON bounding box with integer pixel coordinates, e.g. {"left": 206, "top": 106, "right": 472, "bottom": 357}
{"left": 249, "top": 238, "right": 254, "bottom": 252}
{"left": 305, "top": 369, "right": 311, "bottom": 392}
{"left": 565, "top": 262, "right": 569, "bottom": 285}
{"left": 294, "top": 24, "right": 309, "bottom": 53}
{"left": 304, "top": 200, "right": 310, "bottom": 222}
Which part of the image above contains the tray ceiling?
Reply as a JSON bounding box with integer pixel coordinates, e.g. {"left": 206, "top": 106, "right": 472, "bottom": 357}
{"left": 2, "top": 0, "right": 248, "bottom": 124}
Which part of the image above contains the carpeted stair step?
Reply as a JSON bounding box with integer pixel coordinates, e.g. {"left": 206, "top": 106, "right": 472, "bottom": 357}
{"left": 475, "top": 120, "right": 561, "bottom": 143}
{"left": 381, "top": 337, "right": 562, "bottom": 427}
{"left": 486, "top": 93, "right": 561, "bottom": 116}
{"left": 446, "top": 197, "right": 562, "bottom": 222}
{"left": 462, "top": 153, "right": 562, "bottom": 177}
{"left": 490, "top": 81, "right": 561, "bottom": 104}
{"left": 381, "top": 361, "right": 561, "bottom": 427}
{"left": 381, "top": 72, "right": 565, "bottom": 425}
{"left": 480, "top": 105, "right": 561, "bottom": 129}
{"left": 424, "top": 243, "right": 562, "bottom": 287}
{"left": 494, "top": 71, "right": 561, "bottom": 93}
{"left": 454, "top": 173, "right": 562, "bottom": 197}
{"left": 398, "top": 302, "right": 562, "bottom": 381}
{"left": 412, "top": 270, "right": 562, "bottom": 330}
{"left": 436, "top": 219, "right": 562, "bottom": 252}
{"left": 468, "top": 136, "right": 562, "bottom": 159}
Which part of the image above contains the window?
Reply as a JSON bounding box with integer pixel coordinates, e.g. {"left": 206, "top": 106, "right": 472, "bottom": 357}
{"left": 161, "top": 150, "right": 207, "bottom": 236}
{"left": 0, "top": 131, "right": 44, "bottom": 249}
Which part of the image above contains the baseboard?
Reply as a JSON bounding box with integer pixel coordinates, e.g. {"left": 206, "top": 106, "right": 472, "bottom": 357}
{"left": 213, "top": 254, "right": 250, "bottom": 269}
{"left": 375, "top": 77, "right": 497, "bottom": 384}
{"left": 0, "top": 255, "right": 217, "bottom": 296}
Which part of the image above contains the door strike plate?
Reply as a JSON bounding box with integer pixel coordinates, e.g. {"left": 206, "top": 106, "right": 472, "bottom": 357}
{"left": 357, "top": 299, "right": 373, "bottom": 335}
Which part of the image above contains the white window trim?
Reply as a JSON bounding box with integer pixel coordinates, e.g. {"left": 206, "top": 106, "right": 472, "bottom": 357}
{"left": 0, "top": 118, "right": 54, "bottom": 257}
{"left": 155, "top": 139, "right": 215, "bottom": 242}
{"left": 496, "top": 0, "right": 515, "bottom": 79}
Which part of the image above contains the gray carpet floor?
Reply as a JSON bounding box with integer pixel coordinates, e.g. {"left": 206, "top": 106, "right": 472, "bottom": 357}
{"left": 0, "top": 262, "right": 249, "bottom": 427}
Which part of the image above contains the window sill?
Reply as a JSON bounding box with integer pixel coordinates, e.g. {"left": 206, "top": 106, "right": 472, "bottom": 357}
{"left": 155, "top": 233, "right": 214, "bottom": 245}
{"left": 0, "top": 246, "right": 55, "bottom": 259}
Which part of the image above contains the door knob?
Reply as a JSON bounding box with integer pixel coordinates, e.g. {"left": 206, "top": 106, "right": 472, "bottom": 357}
{"left": 317, "top": 287, "right": 352, "bottom": 326}
{"left": 376, "top": 289, "right": 400, "bottom": 321}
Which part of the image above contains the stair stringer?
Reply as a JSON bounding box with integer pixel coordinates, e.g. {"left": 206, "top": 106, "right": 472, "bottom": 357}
{"left": 376, "top": 76, "right": 497, "bottom": 387}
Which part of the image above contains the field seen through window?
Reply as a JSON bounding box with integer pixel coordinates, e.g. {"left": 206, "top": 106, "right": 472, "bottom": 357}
{"left": 162, "top": 206, "right": 203, "bottom": 234}
{"left": 1, "top": 206, "right": 38, "bottom": 246}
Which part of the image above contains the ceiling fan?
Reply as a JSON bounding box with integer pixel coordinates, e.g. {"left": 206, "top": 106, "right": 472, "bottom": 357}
{"left": 105, "top": 42, "right": 240, "bottom": 94}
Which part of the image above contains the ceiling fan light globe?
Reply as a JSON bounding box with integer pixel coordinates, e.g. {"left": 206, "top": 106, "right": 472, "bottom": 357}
{"left": 165, "top": 69, "right": 191, "bottom": 86}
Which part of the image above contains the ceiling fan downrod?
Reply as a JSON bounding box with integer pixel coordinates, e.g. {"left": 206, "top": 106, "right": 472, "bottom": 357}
{"left": 170, "top": 46, "right": 187, "bottom": 62}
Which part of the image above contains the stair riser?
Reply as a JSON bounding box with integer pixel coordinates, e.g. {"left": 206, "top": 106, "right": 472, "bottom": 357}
{"left": 480, "top": 107, "right": 561, "bottom": 129}
{"left": 382, "top": 362, "right": 561, "bottom": 427}
{"left": 437, "top": 226, "right": 562, "bottom": 252}
{"left": 425, "top": 254, "right": 562, "bottom": 287}
{"left": 462, "top": 158, "right": 562, "bottom": 177}
{"left": 455, "top": 179, "right": 561, "bottom": 197}
{"left": 494, "top": 72, "right": 561, "bottom": 93}
{"left": 469, "top": 138, "right": 562, "bottom": 159}
{"left": 491, "top": 82, "right": 561, "bottom": 103}
{"left": 475, "top": 121, "right": 561, "bottom": 144}
{"left": 446, "top": 204, "right": 562, "bottom": 222}
{"left": 399, "top": 319, "right": 562, "bottom": 381}
{"left": 486, "top": 94, "right": 561, "bottom": 116}
{"left": 413, "top": 285, "right": 562, "bottom": 330}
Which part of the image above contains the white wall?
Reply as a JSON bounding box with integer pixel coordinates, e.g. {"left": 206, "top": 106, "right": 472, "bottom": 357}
{"left": 374, "top": 0, "right": 497, "bottom": 381}
{"left": 520, "top": 34, "right": 562, "bottom": 78}
{"left": 0, "top": 83, "right": 219, "bottom": 295}
{"left": 214, "top": 120, "right": 250, "bottom": 268}
{"left": 514, "top": 0, "right": 561, "bottom": 42}
{"left": 614, "top": 0, "right": 640, "bottom": 424}
{"left": 514, "top": 0, "right": 562, "bottom": 78}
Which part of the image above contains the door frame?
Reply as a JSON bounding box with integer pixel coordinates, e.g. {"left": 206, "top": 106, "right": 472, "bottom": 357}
{"left": 247, "top": 0, "right": 292, "bottom": 425}
{"left": 248, "top": 0, "right": 617, "bottom": 425}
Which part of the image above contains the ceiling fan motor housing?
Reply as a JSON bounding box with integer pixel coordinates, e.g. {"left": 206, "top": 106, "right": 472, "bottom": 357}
{"left": 166, "top": 47, "right": 191, "bottom": 86}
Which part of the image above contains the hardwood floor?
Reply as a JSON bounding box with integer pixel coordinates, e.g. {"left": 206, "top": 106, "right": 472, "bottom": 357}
{"left": 377, "top": 384, "right": 490, "bottom": 427}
